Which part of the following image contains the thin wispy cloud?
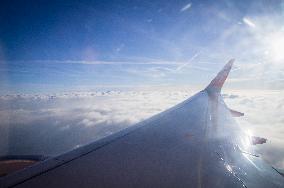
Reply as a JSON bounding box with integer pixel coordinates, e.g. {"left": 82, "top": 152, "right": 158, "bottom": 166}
{"left": 175, "top": 53, "right": 199, "bottom": 71}
{"left": 180, "top": 3, "right": 192, "bottom": 12}
{"left": 243, "top": 17, "right": 256, "bottom": 28}
{"left": 123, "top": 53, "right": 212, "bottom": 79}
{"left": 146, "top": 52, "right": 200, "bottom": 74}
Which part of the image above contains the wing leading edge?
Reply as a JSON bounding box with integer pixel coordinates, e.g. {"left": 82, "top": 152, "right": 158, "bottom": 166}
{"left": 1, "top": 59, "right": 284, "bottom": 188}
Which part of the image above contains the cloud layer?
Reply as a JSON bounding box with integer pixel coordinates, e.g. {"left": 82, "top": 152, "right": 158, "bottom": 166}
{"left": 0, "top": 89, "right": 283, "bottom": 170}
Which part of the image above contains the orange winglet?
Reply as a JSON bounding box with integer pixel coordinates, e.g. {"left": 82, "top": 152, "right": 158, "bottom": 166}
{"left": 205, "top": 59, "right": 234, "bottom": 94}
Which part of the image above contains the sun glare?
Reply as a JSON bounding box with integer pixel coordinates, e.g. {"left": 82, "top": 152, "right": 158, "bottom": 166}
{"left": 263, "top": 31, "right": 284, "bottom": 62}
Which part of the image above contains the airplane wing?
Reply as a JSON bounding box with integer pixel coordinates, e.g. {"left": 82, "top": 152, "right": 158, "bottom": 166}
{"left": 1, "top": 60, "right": 284, "bottom": 188}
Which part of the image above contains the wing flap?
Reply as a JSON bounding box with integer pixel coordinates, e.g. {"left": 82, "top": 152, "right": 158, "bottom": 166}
{"left": 229, "top": 108, "right": 244, "bottom": 117}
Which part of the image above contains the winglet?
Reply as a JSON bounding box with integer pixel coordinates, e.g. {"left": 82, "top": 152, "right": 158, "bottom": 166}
{"left": 205, "top": 59, "right": 234, "bottom": 94}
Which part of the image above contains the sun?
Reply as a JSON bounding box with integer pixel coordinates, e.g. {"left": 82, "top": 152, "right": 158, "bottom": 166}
{"left": 263, "top": 31, "right": 284, "bottom": 63}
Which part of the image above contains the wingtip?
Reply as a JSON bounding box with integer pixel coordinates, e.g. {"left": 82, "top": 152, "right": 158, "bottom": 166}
{"left": 205, "top": 59, "right": 234, "bottom": 94}
{"left": 227, "top": 58, "right": 235, "bottom": 66}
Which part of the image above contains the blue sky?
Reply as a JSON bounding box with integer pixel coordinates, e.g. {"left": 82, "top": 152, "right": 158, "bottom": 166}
{"left": 0, "top": 0, "right": 284, "bottom": 93}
